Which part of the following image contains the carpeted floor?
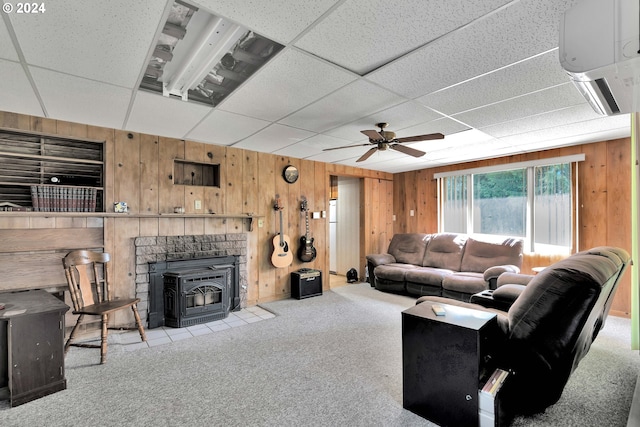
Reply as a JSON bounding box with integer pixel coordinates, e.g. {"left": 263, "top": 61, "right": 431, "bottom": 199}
{"left": 0, "top": 282, "right": 637, "bottom": 426}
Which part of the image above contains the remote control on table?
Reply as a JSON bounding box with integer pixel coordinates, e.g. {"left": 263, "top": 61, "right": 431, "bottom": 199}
{"left": 431, "top": 304, "right": 446, "bottom": 316}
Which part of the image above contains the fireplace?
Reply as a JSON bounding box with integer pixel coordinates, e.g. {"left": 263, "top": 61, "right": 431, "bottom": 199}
{"left": 147, "top": 255, "right": 240, "bottom": 328}
{"left": 163, "top": 267, "right": 229, "bottom": 327}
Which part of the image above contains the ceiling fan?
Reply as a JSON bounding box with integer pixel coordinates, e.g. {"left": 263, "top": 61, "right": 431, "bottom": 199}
{"left": 323, "top": 123, "right": 445, "bottom": 162}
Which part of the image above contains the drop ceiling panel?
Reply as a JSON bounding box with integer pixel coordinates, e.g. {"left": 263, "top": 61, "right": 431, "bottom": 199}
{"left": 31, "top": 67, "right": 131, "bottom": 129}
{"left": 278, "top": 134, "right": 361, "bottom": 159}
{"left": 6, "top": 0, "right": 167, "bottom": 88}
{"left": 233, "top": 124, "right": 315, "bottom": 153}
{"left": 366, "top": 0, "right": 579, "bottom": 98}
{"left": 127, "top": 91, "right": 211, "bottom": 139}
{"left": 480, "top": 104, "right": 603, "bottom": 139}
{"left": 326, "top": 101, "right": 445, "bottom": 142}
{"left": 0, "top": 20, "right": 18, "bottom": 61}
{"left": 0, "top": 60, "right": 43, "bottom": 117}
{"left": 278, "top": 80, "right": 406, "bottom": 133}
{"left": 499, "top": 114, "right": 631, "bottom": 149}
{"left": 294, "top": 0, "right": 512, "bottom": 75}
{"left": 192, "top": 0, "right": 340, "bottom": 43}
{"left": 418, "top": 50, "right": 570, "bottom": 115}
{"left": 453, "top": 83, "right": 586, "bottom": 129}
{"left": 186, "top": 110, "right": 270, "bottom": 146}
{"left": 397, "top": 117, "right": 470, "bottom": 141}
{"left": 220, "top": 49, "right": 356, "bottom": 121}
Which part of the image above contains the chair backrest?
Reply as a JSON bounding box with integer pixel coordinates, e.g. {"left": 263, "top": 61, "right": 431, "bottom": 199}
{"left": 501, "top": 246, "right": 630, "bottom": 413}
{"left": 62, "top": 250, "right": 111, "bottom": 311}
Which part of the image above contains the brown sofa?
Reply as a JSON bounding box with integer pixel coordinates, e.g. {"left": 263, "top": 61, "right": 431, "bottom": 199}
{"left": 366, "top": 233, "right": 524, "bottom": 302}
{"left": 414, "top": 246, "right": 631, "bottom": 415}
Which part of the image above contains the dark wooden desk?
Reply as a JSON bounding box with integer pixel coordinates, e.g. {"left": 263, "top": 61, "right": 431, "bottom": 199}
{"left": 402, "top": 301, "right": 500, "bottom": 426}
{"left": 0, "top": 289, "right": 69, "bottom": 407}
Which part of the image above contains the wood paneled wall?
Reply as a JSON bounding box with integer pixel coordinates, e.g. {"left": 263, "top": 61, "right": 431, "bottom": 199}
{"left": 392, "top": 138, "right": 633, "bottom": 317}
{"left": 0, "top": 112, "right": 393, "bottom": 325}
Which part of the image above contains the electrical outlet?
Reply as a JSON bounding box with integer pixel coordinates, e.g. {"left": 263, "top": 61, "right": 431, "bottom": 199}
{"left": 410, "top": 209, "right": 415, "bottom": 217}
{"left": 195, "top": 200, "right": 202, "bottom": 210}
{"left": 258, "top": 219, "right": 264, "bottom": 228}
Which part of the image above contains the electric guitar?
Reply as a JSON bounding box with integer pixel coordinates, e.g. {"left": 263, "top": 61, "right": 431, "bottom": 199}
{"left": 297, "top": 197, "right": 317, "bottom": 262}
{"left": 271, "top": 197, "right": 293, "bottom": 268}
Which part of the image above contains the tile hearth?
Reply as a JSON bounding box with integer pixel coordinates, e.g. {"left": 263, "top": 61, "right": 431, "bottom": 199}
{"left": 69, "top": 306, "right": 275, "bottom": 355}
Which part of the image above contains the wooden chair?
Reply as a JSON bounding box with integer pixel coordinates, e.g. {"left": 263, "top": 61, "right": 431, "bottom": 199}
{"left": 62, "top": 250, "right": 146, "bottom": 364}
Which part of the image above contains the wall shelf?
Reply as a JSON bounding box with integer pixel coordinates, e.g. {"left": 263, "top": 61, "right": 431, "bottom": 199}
{"left": 0, "top": 212, "right": 264, "bottom": 230}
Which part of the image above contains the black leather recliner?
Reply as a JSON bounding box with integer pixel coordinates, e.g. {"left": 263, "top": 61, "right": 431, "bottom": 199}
{"left": 416, "top": 246, "right": 631, "bottom": 415}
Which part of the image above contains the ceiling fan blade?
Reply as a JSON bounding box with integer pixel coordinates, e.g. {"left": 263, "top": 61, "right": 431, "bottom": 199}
{"left": 323, "top": 143, "right": 372, "bottom": 152}
{"left": 395, "top": 133, "right": 445, "bottom": 143}
{"left": 391, "top": 144, "right": 426, "bottom": 158}
{"left": 356, "top": 147, "right": 378, "bottom": 162}
{"left": 361, "top": 130, "right": 384, "bottom": 141}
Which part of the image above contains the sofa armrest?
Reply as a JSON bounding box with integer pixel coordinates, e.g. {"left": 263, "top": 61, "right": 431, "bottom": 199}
{"left": 483, "top": 265, "right": 521, "bottom": 289}
{"left": 366, "top": 253, "right": 396, "bottom": 267}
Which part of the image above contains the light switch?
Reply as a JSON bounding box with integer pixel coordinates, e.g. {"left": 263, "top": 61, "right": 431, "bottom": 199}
{"left": 195, "top": 200, "right": 202, "bottom": 210}
{"left": 410, "top": 209, "right": 414, "bottom": 216}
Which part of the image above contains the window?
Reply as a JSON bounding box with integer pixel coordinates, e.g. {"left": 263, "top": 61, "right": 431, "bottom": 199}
{"left": 437, "top": 155, "right": 583, "bottom": 253}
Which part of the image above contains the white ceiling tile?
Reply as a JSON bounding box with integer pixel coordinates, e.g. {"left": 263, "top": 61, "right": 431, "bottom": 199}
{"left": 453, "top": 83, "right": 586, "bottom": 129}
{"left": 7, "top": 0, "right": 167, "bottom": 88}
{"left": 0, "top": 60, "right": 43, "bottom": 116}
{"left": 499, "top": 114, "right": 631, "bottom": 149}
{"left": 0, "top": 19, "right": 19, "bottom": 61}
{"left": 418, "top": 50, "right": 570, "bottom": 115}
{"left": 326, "top": 101, "right": 445, "bottom": 141}
{"left": 31, "top": 67, "right": 131, "bottom": 129}
{"left": 398, "top": 117, "right": 470, "bottom": 140}
{"left": 294, "top": 0, "right": 511, "bottom": 75}
{"left": 127, "top": 91, "right": 211, "bottom": 138}
{"left": 277, "top": 134, "right": 358, "bottom": 159}
{"left": 220, "top": 49, "right": 356, "bottom": 121}
{"left": 278, "top": 80, "right": 406, "bottom": 133}
{"left": 480, "top": 104, "right": 602, "bottom": 138}
{"left": 192, "top": 0, "right": 340, "bottom": 43}
{"left": 367, "top": 0, "right": 580, "bottom": 97}
{"left": 187, "top": 110, "right": 270, "bottom": 146}
{"left": 233, "top": 124, "right": 315, "bottom": 153}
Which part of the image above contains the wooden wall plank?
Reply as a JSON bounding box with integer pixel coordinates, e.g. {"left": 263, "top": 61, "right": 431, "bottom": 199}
{"left": 140, "top": 134, "right": 159, "bottom": 214}
{"left": 0, "top": 228, "right": 103, "bottom": 252}
{"left": 114, "top": 130, "right": 141, "bottom": 213}
{"left": 158, "top": 137, "right": 185, "bottom": 214}
{"left": 0, "top": 252, "right": 69, "bottom": 290}
{"left": 184, "top": 140, "right": 205, "bottom": 215}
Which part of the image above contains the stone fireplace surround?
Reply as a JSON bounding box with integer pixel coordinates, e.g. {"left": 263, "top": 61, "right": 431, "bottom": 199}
{"left": 134, "top": 233, "right": 248, "bottom": 326}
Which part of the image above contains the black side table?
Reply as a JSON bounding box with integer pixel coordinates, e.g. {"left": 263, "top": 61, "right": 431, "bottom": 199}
{"left": 0, "top": 289, "right": 69, "bottom": 407}
{"left": 402, "top": 301, "right": 500, "bottom": 426}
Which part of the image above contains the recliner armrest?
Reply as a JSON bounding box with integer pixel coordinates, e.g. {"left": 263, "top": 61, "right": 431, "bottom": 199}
{"left": 483, "top": 264, "right": 521, "bottom": 289}
{"left": 365, "top": 253, "right": 396, "bottom": 267}
{"left": 497, "top": 272, "right": 535, "bottom": 287}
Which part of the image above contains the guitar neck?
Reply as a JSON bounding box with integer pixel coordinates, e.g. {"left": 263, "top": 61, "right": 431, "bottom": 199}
{"left": 279, "top": 209, "right": 285, "bottom": 245}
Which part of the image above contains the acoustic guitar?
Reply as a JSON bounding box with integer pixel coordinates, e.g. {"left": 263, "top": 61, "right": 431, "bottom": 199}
{"left": 298, "top": 197, "right": 317, "bottom": 262}
{"left": 271, "top": 197, "right": 293, "bottom": 268}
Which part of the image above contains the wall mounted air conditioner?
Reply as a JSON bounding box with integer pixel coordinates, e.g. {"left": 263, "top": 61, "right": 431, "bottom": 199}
{"left": 560, "top": 0, "right": 640, "bottom": 116}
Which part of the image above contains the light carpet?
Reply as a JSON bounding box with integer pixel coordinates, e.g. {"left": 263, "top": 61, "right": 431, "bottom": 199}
{"left": 0, "top": 282, "right": 637, "bottom": 427}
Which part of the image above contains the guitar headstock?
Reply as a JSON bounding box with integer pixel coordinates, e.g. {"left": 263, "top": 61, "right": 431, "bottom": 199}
{"left": 300, "top": 196, "right": 308, "bottom": 212}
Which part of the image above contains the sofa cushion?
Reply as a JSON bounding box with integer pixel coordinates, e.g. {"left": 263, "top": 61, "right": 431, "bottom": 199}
{"left": 374, "top": 263, "right": 419, "bottom": 282}
{"left": 442, "top": 272, "right": 487, "bottom": 295}
{"left": 387, "top": 233, "right": 430, "bottom": 265}
{"left": 422, "top": 233, "right": 467, "bottom": 270}
{"left": 460, "top": 237, "right": 524, "bottom": 273}
{"left": 405, "top": 267, "right": 454, "bottom": 287}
